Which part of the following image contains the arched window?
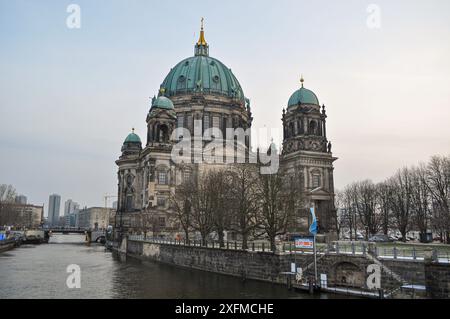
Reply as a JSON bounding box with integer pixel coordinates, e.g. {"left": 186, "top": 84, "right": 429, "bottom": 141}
{"left": 297, "top": 120, "right": 303, "bottom": 134}
{"left": 183, "top": 170, "right": 191, "bottom": 182}
{"left": 311, "top": 171, "right": 321, "bottom": 188}
{"left": 290, "top": 122, "right": 295, "bottom": 136}
{"left": 158, "top": 171, "right": 168, "bottom": 185}
{"left": 160, "top": 124, "right": 169, "bottom": 143}
{"left": 309, "top": 120, "right": 317, "bottom": 135}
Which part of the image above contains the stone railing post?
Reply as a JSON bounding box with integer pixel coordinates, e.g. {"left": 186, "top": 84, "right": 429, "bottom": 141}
{"left": 393, "top": 247, "right": 397, "bottom": 259}
{"left": 335, "top": 242, "right": 340, "bottom": 254}
{"left": 351, "top": 242, "right": 355, "bottom": 255}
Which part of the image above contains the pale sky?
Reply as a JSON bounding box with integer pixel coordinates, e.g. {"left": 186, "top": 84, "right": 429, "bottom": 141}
{"left": 1, "top": 0, "right": 449, "bottom": 215}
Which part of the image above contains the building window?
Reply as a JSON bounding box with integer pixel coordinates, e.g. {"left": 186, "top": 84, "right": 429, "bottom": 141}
{"left": 157, "top": 197, "right": 166, "bottom": 207}
{"left": 183, "top": 171, "right": 191, "bottom": 182}
{"left": 158, "top": 217, "right": 166, "bottom": 227}
{"left": 158, "top": 172, "right": 167, "bottom": 185}
{"left": 177, "top": 115, "right": 184, "bottom": 128}
{"left": 212, "top": 116, "right": 219, "bottom": 128}
{"left": 309, "top": 120, "right": 318, "bottom": 135}
{"left": 203, "top": 115, "right": 210, "bottom": 139}
{"left": 312, "top": 174, "right": 321, "bottom": 188}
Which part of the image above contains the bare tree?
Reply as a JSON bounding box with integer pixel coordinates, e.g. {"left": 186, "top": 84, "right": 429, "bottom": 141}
{"left": 255, "top": 169, "right": 299, "bottom": 252}
{"left": 189, "top": 172, "right": 215, "bottom": 245}
{"left": 228, "top": 164, "right": 260, "bottom": 250}
{"left": 376, "top": 181, "right": 393, "bottom": 235}
{"left": 0, "top": 184, "right": 17, "bottom": 227}
{"left": 426, "top": 155, "right": 450, "bottom": 243}
{"left": 169, "top": 181, "right": 193, "bottom": 242}
{"left": 410, "top": 164, "right": 431, "bottom": 242}
{"left": 338, "top": 184, "right": 359, "bottom": 240}
{"left": 389, "top": 168, "right": 414, "bottom": 242}
{"left": 354, "top": 180, "right": 380, "bottom": 239}
{"left": 209, "top": 169, "right": 232, "bottom": 247}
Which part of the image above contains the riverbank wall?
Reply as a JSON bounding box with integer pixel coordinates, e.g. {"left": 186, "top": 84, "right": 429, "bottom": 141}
{"left": 122, "top": 237, "right": 450, "bottom": 298}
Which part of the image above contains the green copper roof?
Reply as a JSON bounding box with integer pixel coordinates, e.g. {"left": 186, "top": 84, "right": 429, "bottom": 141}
{"left": 152, "top": 96, "right": 174, "bottom": 109}
{"left": 160, "top": 55, "right": 245, "bottom": 101}
{"left": 288, "top": 87, "right": 319, "bottom": 107}
{"left": 124, "top": 132, "right": 141, "bottom": 144}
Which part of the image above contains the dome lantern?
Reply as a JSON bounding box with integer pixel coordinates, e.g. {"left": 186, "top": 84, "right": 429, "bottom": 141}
{"left": 195, "top": 17, "right": 209, "bottom": 57}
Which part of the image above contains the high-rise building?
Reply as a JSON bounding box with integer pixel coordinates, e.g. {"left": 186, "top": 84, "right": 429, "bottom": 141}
{"left": 64, "top": 199, "right": 79, "bottom": 216}
{"left": 64, "top": 199, "right": 79, "bottom": 227}
{"left": 15, "top": 195, "right": 27, "bottom": 205}
{"left": 48, "top": 194, "right": 61, "bottom": 226}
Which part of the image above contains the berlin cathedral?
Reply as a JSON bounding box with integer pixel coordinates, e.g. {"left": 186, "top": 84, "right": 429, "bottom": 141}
{"left": 115, "top": 21, "right": 337, "bottom": 241}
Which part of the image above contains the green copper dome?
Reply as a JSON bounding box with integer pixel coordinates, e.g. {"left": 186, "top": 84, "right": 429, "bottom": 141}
{"left": 288, "top": 86, "right": 319, "bottom": 107}
{"left": 152, "top": 96, "right": 174, "bottom": 109}
{"left": 159, "top": 21, "right": 245, "bottom": 102}
{"left": 160, "top": 56, "right": 245, "bottom": 101}
{"left": 123, "top": 131, "right": 141, "bottom": 144}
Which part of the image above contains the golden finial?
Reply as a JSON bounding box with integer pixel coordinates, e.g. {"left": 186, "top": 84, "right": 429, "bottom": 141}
{"left": 300, "top": 74, "right": 304, "bottom": 87}
{"left": 159, "top": 87, "right": 166, "bottom": 95}
{"left": 197, "top": 17, "right": 207, "bottom": 45}
{"left": 132, "top": 127, "right": 135, "bottom": 133}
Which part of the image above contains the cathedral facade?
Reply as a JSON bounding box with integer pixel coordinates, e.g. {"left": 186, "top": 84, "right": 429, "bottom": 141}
{"left": 115, "top": 22, "right": 337, "bottom": 240}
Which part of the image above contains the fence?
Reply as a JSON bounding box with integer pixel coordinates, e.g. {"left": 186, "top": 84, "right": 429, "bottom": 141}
{"left": 128, "top": 235, "right": 275, "bottom": 252}
{"left": 328, "top": 241, "right": 450, "bottom": 263}
{"left": 127, "top": 235, "right": 450, "bottom": 263}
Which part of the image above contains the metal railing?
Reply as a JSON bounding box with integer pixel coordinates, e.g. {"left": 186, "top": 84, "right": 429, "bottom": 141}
{"left": 127, "top": 236, "right": 450, "bottom": 263}
{"left": 324, "top": 241, "right": 450, "bottom": 263}
{"left": 128, "top": 235, "right": 277, "bottom": 252}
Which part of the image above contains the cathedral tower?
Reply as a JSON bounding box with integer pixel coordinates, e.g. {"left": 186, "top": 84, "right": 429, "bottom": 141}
{"left": 281, "top": 76, "right": 337, "bottom": 240}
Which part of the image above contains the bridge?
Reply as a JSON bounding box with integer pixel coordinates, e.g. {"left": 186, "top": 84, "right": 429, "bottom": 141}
{"left": 47, "top": 227, "right": 88, "bottom": 234}
{"left": 46, "top": 227, "right": 106, "bottom": 243}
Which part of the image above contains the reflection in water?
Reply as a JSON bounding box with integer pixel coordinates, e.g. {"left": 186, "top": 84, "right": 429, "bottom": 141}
{"left": 0, "top": 234, "right": 333, "bottom": 299}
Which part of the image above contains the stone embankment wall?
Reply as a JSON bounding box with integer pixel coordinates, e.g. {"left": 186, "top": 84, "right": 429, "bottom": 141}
{"left": 124, "top": 238, "right": 450, "bottom": 298}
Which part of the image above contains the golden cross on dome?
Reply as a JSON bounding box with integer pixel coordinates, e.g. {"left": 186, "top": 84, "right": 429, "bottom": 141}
{"left": 197, "top": 17, "right": 207, "bottom": 45}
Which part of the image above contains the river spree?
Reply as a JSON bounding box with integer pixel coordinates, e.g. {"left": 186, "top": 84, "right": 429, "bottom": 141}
{"left": 0, "top": 234, "right": 336, "bottom": 299}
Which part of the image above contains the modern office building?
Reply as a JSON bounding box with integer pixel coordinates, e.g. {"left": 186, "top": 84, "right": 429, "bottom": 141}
{"left": 48, "top": 194, "right": 61, "bottom": 226}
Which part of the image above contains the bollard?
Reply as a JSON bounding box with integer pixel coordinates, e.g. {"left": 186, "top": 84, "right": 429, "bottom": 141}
{"left": 362, "top": 243, "right": 366, "bottom": 256}
{"left": 234, "top": 241, "right": 237, "bottom": 250}
{"left": 262, "top": 243, "right": 265, "bottom": 252}
{"left": 289, "top": 242, "right": 292, "bottom": 253}
{"left": 252, "top": 242, "right": 255, "bottom": 251}
{"left": 393, "top": 247, "right": 397, "bottom": 259}
{"left": 351, "top": 242, "right": 355, "bottom": 255}
{"left": 336, "top": 242, "right": 340, "bottom": 254}
{"left": 412, "top": 248, "right": 416, "bottom": 260}
{"left": 226, "top": 241, "right": 229, "bottom": 249}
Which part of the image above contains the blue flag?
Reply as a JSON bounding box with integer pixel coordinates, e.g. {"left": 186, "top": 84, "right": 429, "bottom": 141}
{"left": 309, "top": 207, "right": 318, "bottom": 236}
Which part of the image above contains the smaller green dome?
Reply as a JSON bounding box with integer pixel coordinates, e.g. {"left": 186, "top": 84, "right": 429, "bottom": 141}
{"left": 152, "top": 95, "right": 174, "bottom": 110}
{"left": 288, "top": 87, "right": 319, "bottom": 107}
{"left": 124, "top": 130, "right": 141, "bottom": 144}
